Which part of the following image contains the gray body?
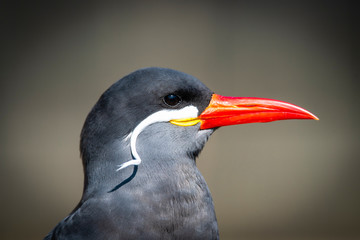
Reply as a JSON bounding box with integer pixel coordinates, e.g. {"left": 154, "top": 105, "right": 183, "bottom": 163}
{"left": 45, "top": 68, "right": 219, "bottom": 239}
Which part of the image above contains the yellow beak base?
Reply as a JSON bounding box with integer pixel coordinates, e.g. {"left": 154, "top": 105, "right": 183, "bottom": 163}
{"left": 170, "top": 118, "right": 201, "bottom": 127}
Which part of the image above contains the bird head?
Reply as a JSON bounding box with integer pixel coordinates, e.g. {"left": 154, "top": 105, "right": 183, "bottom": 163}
{"left": 80, "top": 67, "right": 318, "bottom": 189}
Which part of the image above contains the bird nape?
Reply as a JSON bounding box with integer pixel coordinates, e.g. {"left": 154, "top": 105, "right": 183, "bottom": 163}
{"left": 45, "top": 67, "right": 318, "bottom": 240}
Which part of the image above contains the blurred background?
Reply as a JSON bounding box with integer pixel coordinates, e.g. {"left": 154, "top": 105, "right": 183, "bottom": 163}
{"left": 1, "top": 1, "right": 359, "bottom": 239}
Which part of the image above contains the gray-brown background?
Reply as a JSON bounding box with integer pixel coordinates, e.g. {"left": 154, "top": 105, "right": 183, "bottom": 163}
{"left": 1, "top": 1, "right": 359, "bottom": 239}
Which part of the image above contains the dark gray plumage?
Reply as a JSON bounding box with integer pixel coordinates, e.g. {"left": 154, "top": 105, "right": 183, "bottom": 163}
{"left": 45, "top": 67, "right": 219, "bottom": 239}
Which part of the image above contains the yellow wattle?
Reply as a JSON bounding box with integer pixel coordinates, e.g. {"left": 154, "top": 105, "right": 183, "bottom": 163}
{"left": 170, "top": 118, "right": 201, "bottom": 127}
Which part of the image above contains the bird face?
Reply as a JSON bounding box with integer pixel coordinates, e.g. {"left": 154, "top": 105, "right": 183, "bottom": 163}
{"left": 80, "top": 68, "right": 213, "bottom": 170}
{"left": 80, "top": 67, "right": 317, "bottom": 177}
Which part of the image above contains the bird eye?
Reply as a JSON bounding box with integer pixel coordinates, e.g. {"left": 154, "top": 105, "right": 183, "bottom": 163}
{"left": 163, "top": 94, "right": 182, "bottom": 107}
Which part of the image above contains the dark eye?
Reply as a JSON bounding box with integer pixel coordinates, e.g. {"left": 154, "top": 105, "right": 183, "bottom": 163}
{"left": 163, "top": 94, "right": 182, "bottom": 107}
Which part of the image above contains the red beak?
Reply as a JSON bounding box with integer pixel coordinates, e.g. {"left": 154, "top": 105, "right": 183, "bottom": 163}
{"left": 199, "top": 94, "right": 319, "bottom": 130}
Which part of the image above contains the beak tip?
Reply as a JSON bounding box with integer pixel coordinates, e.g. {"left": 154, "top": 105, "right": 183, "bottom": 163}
{"left": 306, "top": 111, "right": 319, "bottom": 121}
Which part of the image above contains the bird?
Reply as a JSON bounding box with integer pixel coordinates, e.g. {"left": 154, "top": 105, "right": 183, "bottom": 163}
{"left": 44, "top": 67, "right": 318, "bottom": 240}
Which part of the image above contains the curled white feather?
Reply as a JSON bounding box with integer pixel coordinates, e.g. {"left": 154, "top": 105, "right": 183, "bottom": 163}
{"left": 117, "top": 106, "right": 199, "bottom": 171}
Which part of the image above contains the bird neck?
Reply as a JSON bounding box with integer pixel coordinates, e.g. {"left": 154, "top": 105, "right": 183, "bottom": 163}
{"left": 79, "top": 138, "right": 132, "bottom": 198}
{"left": 76, "top": 135, "right": 218, "bottom": 237}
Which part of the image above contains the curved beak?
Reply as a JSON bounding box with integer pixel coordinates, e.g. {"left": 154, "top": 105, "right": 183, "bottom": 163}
{"left": 171, "top": 94, "right": 318, "bottom": 129}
